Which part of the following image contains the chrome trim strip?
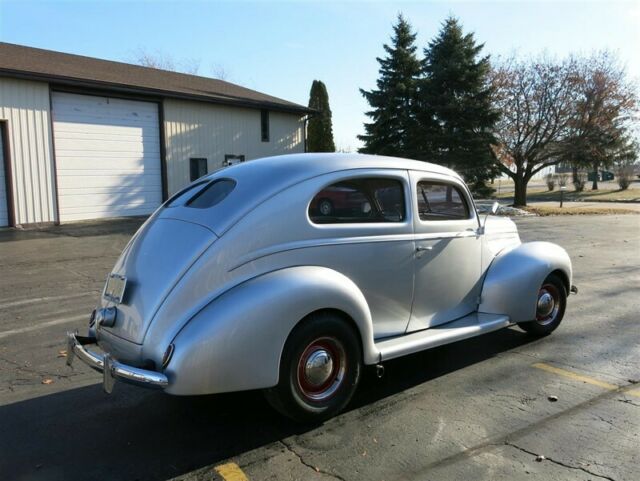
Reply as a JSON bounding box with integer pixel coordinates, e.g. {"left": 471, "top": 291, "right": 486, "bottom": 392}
{"left": 66, "top": 332, "right": 168, "bottom": 392}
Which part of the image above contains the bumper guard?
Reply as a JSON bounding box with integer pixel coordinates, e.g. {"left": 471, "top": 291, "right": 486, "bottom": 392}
{"left": 66, "top": 332, "right": 169, "bottom": 393}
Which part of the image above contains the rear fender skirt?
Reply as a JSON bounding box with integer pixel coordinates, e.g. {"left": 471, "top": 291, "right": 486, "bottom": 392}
{"left": 479, "top": 241, "right": 572, "bottom": 322}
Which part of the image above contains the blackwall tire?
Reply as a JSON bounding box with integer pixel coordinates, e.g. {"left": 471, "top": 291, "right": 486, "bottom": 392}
{"left": 264, "top": 312, "right": 362, "bottom": 423}
{"left": 517, "top": 273, "right": 567, "bottom": 336}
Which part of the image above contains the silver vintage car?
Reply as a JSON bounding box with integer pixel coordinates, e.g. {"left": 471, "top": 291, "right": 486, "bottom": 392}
{"left": 67, "top": 153, "right": 576, "bottom": 422}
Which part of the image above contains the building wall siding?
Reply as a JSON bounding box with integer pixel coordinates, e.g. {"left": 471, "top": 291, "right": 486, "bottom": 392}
{"left": 0, "top": 78, "right": 56, "bottom": 225}
{"left": 163, "top": 99, "right": 304, "bottom": 195}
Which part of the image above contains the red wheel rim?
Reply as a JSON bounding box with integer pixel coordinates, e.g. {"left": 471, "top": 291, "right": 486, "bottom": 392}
{"left": 296, "top": 337, "right": 346, "bottom": 402}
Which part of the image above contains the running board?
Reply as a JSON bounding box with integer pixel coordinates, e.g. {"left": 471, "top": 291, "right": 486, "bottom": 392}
{"left": 376, "top": 313, "right": 512, "bottom": 362}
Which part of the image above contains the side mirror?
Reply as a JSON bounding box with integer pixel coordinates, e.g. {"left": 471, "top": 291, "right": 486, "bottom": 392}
{"left": 480, "top": 201, "right": 500, "bottom": 233}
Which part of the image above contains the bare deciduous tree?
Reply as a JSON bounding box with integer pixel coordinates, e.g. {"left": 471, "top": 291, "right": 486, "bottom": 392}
{"left": 210, "top": 63, "right": 230, "bottom": 81}
{"left": 564, "top": 51, "right": 637, "bottom": 190}
{"left": 490, "top": 56, "right": 580, "bottom": 206}
{"left": 131, "top": 48, "right": 200, "bottom": 75}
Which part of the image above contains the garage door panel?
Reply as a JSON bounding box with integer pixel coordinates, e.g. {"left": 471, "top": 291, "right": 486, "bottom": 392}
{"left": 56, "top": 166, "right": 161, "bottom": 176}
{"left": 52, "top": 101, "right": 158, "bottom": 119}
{"left": 51, "top": 124, "right": 159, "bottom": 144}
{"left": 57, "top": 174, "right": 161, "bottom": 190}
{"left": 53, "top": 95, "right": 158, "bottom": 120}
{"left": 57, "top": 185, "right": 162, "bottom": 196}
{"left": 54, "top": 139, "right": 160, "bottom": 155}
{"left": 60, "top": 204, "right": 161, "bottom": 222}
{"left": 53, "top": 92, "right": 163, "bottom": 222}
{"left": 59, "top": 191, "right": 161, "bottom": 209}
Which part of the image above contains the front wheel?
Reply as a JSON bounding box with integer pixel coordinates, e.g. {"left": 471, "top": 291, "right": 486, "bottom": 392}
{"left": 264, "top": 313, "right": 362, "bottom": 423}
{"left": 517, "top": 273, "right": 567, "bottom": 336}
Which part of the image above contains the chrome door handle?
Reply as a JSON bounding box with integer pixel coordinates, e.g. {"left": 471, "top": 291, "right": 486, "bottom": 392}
{"left": 416, "top": 245, "right": 433, "bottom": 252}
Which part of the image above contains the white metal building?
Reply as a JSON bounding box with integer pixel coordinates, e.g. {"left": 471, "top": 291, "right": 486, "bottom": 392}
{"left": 0, "top": 43, "right": 311, "bottom": 227}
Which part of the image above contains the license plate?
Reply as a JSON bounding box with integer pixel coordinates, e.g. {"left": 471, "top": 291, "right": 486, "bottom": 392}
{"left": 103, "top": 274, "right": 127, "bottom": 304}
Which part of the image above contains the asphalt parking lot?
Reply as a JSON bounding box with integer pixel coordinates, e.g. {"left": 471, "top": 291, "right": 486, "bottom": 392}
{"left": 0, "top": 215, "right": 639, "bottom": 481}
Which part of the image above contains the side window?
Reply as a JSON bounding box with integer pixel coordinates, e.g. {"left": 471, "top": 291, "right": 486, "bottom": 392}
{"left": 309, "top": 178, "right": 406, "bottom": 224}
{"left": 417, "top": 181, "right": 470, "bottom": 221}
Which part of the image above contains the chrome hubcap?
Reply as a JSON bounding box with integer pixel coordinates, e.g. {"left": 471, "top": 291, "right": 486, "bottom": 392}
{"left": 537, "top": 292, "right": 555, "bottom": 318}
{"left": 296, "top": 337, "right": 346, "bottom": 402}
{"left": 304, "top": 349, "right": 334, "bottom": 386}
{"left": 536, "top": 284, "right": 560, "bottom": 325}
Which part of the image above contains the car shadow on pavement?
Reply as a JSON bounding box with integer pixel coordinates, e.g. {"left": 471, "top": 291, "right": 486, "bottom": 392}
{"left": 0, "top": 328, "right": 535, "bottom": 481}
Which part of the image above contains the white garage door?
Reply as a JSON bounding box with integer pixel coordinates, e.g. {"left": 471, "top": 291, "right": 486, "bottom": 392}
{"left": 52, "top": 92, "right": 162, "bottom": 222}
{"left": 0, "top": 130, "right": 8, "bottom": 227}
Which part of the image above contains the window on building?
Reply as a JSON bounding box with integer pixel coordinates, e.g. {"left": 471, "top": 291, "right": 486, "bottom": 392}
{"left": 261, "top": 109, "right": 270, "bottom": 142}
{"left": 309, "top": 178, "right": 406, "bottom": 224}
{"left": 190, "top": 158, "right": 208, "bottom": 181}
{"left": 417, "top": 181, "right": 470, "bottom": 221}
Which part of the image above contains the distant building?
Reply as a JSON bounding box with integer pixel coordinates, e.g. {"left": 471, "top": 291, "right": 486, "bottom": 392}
{"left": 0, "top": 43, "right": 311, "bottom": 227}
{"left": 494, "top": 146, "right": 556, "bottom": 180}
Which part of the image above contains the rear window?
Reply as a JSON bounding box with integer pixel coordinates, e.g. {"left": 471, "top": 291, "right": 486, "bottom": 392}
{"left": 165, "top": 180, "right": 208, "bottom": 207}
{"left": 187, "top": 179, "right": 236, "bottom": 209}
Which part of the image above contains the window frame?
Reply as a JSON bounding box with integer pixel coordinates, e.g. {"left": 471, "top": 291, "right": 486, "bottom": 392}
{"left": 308, "top": 174, "right": 410, "bottom": 226}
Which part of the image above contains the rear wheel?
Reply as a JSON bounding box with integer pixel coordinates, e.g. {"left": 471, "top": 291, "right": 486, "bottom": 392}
{"left": 518, "top": 273, "right": 567, "bottom": 336}
{"left": 318, "top": 199, "right": 333, "bottom": 216}
{"left": 264, "top": 313, "right": 362, "bottom": 423}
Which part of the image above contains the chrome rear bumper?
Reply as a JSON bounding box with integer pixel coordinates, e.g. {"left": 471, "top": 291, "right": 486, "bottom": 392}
{"left": 66, "top": 332, "right": 169, "bottom": 393}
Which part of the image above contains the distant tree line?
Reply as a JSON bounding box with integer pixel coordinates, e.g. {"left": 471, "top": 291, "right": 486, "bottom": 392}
{"left": 359, "top": 15, "right": 638, "bottom": 206}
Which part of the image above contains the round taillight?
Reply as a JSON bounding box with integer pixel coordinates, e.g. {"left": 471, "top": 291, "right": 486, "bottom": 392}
{"left": 161, "top": 344, "right": 175, "bottom": 369}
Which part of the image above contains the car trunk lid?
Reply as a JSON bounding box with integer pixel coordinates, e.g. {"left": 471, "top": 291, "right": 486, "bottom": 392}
{"left": 97, "top": 217, "right": 217, "bottom": 345}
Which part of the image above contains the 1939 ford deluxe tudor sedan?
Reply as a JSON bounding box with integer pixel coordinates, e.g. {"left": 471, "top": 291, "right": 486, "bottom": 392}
{"left": 67, "top": 153, "right": 576, "bottom": 422}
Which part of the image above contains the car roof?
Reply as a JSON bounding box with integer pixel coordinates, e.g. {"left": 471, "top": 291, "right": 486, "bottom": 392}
{"left": 161, "top": 153, "right": 463, "bottom": 236}
{"left": 217, "top": 153, "right": 461, "bottom": 182}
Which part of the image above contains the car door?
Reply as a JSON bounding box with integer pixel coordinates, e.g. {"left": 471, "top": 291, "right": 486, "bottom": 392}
{"left": 407, "top": 171, "right": 482, "bottom": 332}
{"left": 305, "top": 170, "right": 415, "bottom": 339}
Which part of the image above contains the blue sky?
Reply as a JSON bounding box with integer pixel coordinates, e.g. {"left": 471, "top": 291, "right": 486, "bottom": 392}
{"left": 1, "top": 1, "right": 638, "bottom": 151}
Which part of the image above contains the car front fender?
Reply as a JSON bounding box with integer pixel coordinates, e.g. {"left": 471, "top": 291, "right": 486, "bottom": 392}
{"left": 164, "top": 265, "right": 377, "bottom": 395}
{"left": 479, "top": 241, "right": 572, "bottom": 323}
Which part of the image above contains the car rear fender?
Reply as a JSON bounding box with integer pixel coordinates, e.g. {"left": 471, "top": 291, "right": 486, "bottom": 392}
{"left": 164, "top": 265, "right": 377, "bottom": 395}
{"left": 479, "top": 241, "right": 572, "bottom": 322}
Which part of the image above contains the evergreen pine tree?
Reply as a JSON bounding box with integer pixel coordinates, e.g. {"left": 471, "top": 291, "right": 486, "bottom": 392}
{"left": 307, "top": 80, "right": 336, "bottom": 152}
{"left": 358, "top": 14, "right": 421, "bottom": 157}
{"left": 413, "top": 17, "right": 500, "bottom": 190}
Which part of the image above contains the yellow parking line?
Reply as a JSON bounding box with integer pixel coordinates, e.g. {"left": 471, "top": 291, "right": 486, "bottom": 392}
{"left": 215, "top": 462, "right": 249, "bottom": 481}
{"left": 532, "top": 362, "right": 640, "bottom": 398}
{"left": 532, "top": 362, "right": 620, "bottom": 390}
{"left": 627, "top": 389, "right": 640, "bottom": 398}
